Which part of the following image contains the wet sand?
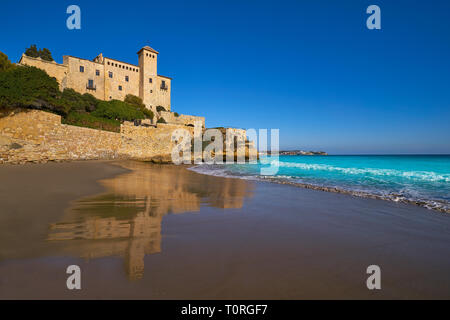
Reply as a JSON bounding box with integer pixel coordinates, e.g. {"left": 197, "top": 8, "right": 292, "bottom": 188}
{"left": 0, "top": 160, "right": 449, "bottom": 299}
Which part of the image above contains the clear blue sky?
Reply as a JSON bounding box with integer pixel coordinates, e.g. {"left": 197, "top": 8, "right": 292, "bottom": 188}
{"left": 1, "top": 0, "right": 449, "bottom": 154}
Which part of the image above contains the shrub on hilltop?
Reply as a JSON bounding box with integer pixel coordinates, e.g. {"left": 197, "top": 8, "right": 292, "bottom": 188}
{"left": 124, "top": 94, "right": 154, "bottom": 119}
{"left": 93, "top": 100, "right": 145, "bottom": 121}
{"left": 124, "top": 94, "right": 145, "bottom": 109}
{"left": 0, "top": 65, "right": 69, "bottom": 115}
{"left": 61, "top": 88, "right": 98, "bottom": 112}
{"left": 63, "top": 111, "right": 120, "bottom": 132}
{"left": 81, "top": 93, "right": 99, "bottom": 112}
{"left": 142, "top": 108, "right": 154, "bottom": 120}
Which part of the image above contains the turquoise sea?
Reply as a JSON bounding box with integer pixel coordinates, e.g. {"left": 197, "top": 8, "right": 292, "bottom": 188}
{"left": 190, "top": 155, "right": 450, "bottom": 213}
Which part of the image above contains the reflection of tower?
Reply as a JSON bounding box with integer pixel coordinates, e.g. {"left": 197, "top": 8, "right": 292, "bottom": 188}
{"left": 125, "top": 197, "right": 162, "bottom": 280}
{"left": 124, "top": 234, "right": 146, "bottom": 281}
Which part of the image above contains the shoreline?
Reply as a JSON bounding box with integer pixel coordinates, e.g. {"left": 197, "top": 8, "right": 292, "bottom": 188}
{"left": 189, "top": 164, "right": 450, "bottom": 214}
{"left": 247, "top": 176, "right": 449, "bottom": 214}
{"left": 1, "top": 158, "right": 448, "bottom": 214}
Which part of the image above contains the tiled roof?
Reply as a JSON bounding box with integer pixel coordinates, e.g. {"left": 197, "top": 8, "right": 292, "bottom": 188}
{"left": 137, "top": 46, "right": 159, "bottom": 54}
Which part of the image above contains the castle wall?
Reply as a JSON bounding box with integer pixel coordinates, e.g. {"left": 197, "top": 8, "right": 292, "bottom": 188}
{"left": 0, "top": 110, "right": 121, "bottom": 163}
{"left": 154, "top": 76, "right": 171, "bottom": 111}
{"left": 0, "top": 110, "right": 195, "bottom": 164}
{"left": 120, "top": 122, "right": 195, "bottom": 161}
{"left": 18, "top": 46, "right": 172, "bottom": 112}
{"left": 159, "top": 111, "right": 205, "bottom": 128}
{"left": 104, "top": 58, "right": 140, "bottom": 102}
{"left": 63, "top": 56, "right": 105, "bottom": 100}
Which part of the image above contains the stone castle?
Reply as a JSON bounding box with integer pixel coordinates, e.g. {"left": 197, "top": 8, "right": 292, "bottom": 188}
{"left": 18, "top": 45, "right": 203, "bottom": 126}
{"left": 0, "top": 45, "right": 255, "bottom": 164}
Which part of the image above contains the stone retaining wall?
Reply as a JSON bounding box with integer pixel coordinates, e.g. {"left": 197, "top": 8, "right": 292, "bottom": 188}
{"left": 0, "top": 110, "right": 251, "bottom": 165}
{"left": 0, "top": 110, "right": 194, "bottom": 164}
{"left": 0, "top": 110, "right": 121, "bottom": 164}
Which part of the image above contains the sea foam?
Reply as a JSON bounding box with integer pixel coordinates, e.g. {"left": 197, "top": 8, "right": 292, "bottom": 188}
{"left": 263, "top": 160, "right": 450, "bottom": 182}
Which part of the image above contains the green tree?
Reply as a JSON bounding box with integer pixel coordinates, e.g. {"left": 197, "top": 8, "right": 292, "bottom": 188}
{"left": 0, "top": 66, "right": 69, "bottom": 115}
{"left": 93, "top": 100, "right": 145, "bottom": 121}
{"left": 25, "top": 45, "right": 39, "bottom": 58}
{"left": 60, "top": 88, "right": 98, "bottom": 112}
{"left": 63, "top": 111, "right": 120, "bottom": 132}
{"left": 156, "top": 105, "right": 166, "bottom": 112}
{"left": 157, "top": 117, "right": 166, "bottom": 124}
{"left": 24, "top": 45, "right": 54, "bottom": 61}
{"left": 124, "top": 94, "right": 145, "bottom": 108}
{"left": 0, "top": 51, "right": 14, "bottom": 72}
{"left": 82, "top": 93, "right": 98, "bottom": 112}
{"left": 39, "top": 48, "right": 54, "bottom": 61}
{"left": 124, "top": 94, "right": 154, "bottom": 119}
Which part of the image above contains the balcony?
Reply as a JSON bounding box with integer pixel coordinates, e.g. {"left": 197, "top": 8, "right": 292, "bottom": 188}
{"left": 160, "top": 84, "right": 169, "bottom": 91}
{"left": 86, "top": 83, "right": 96, "bottom": 91}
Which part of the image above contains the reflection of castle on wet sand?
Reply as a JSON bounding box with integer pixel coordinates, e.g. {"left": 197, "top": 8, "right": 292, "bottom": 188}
{"left": 48, "top": 161, "right": 253, "bottom": 280}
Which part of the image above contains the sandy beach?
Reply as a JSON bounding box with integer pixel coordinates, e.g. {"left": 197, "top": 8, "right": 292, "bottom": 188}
{"left": 0, "top": 160, "right": 449, "bottom": 299}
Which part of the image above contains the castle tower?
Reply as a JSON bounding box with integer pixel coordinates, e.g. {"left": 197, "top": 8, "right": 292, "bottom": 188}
{"left": 138, "top": 46, "right": 159, "bottom": 110}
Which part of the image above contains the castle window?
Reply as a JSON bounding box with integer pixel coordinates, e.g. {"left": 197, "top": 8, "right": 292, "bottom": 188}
{"left": 161, "top": 80, "right": 168, "bottom": 90}
{"left": 118, "top": 85, "right": 122, "bottom": 91}
{"left": 107, "top": 62, "right": 110, "bottom": 65}
{"left": 109, "top": 71, "right": 113, "bottom": 78}
{"left": 150, "top": 90, "right": 153, "bottom": 93}
{"left": 125, "top": 76, "right": 129, "bottom": 82}
{"left": 96, "top": 70, "right": 100, "bottom": 76}
{"left": 79, "top": 66, "right": 84, "bottom": 73}
{"left": 115, "top": 63, "right": 117, "bottom": 67}
{"left": 149, "top": 78, "right": 152, "bottom": 83}
{"left": 87, "top": 79, "right": 95, "bottom": 90}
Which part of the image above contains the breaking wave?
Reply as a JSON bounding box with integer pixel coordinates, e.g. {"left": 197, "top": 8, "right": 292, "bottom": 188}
{"left": 188, "top": 162, "right": 450, "bottom": 214}
{"left": 262, "top": 160, "right": 450, "bottom": 183}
